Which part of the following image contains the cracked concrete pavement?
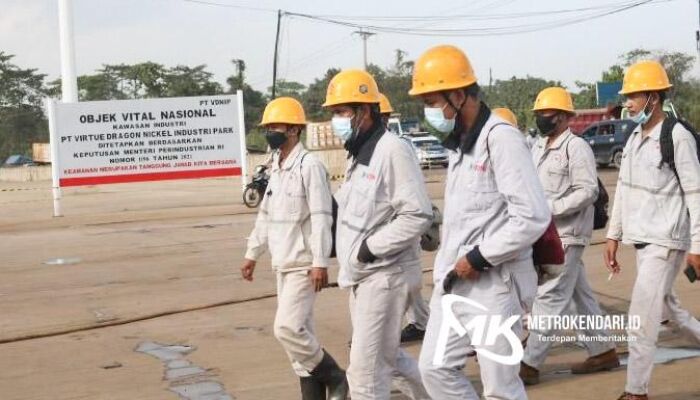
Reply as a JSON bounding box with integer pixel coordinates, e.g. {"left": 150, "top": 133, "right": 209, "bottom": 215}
{"left": 1, "top": 170, "right": 699, "bottom": 399}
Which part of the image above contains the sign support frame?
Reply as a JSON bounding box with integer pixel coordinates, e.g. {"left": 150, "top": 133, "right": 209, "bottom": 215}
{"left": 236, "top": 89, "right": 248, "bottom": 191}
{"left": 47, "top": 98, "right": 63, "bottom": 217}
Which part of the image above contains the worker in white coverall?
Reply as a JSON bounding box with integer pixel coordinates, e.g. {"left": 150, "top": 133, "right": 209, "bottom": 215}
{"left": 241, "top": 97, "right": 348, "bottom": 400}
{"left": 378, "top": 92, "right": 431, "bottom": 343}
{"left": 520, "top": 87, "right": 619, "bottom": 385}
{"left": 324, "top": 69, "right": 433, "bottom": 400}
{"left": 605, "top": 60, "right": 700, "bottom": 400}
{"left": 492, "top": 107, "right": 536, "bottom": 344}
{"left": 411, "top": 45, "right": 550, "bottom": 400}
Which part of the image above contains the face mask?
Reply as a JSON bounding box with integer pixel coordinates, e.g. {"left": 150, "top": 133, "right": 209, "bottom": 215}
{"left": 331, "top": 115, "right": 354, "bottom": 142}
{"left": 424, "top": 105, "right": 455, "bottom": 133}
{"left": 536, "top": 114, "right": 558, "bottom": 136}
{"left": 265, "top": 131, "right": 288, "bottom": 150}
{"left": 630, "top": 95, "right": 654, "bottom": 125}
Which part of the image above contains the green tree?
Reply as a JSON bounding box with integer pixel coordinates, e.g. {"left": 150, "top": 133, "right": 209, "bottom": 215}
{"left": 77, "top": 71, "right": 127, "bottom": 101}
{"left": 163, "top": 65, "right": 222, "bottom": 97}
{"left": 0, "top": 52, "right": 49, "bottom": 161}
{"left": 301, "top": 68, "right": 340, "bottom": 122}
{"left": 485, "top": 76, "right": 561, "bottom": 129}
{"left": 269, "top": 80, "right": 306, "bottom": 98}
{"left": 225, "top": 59, "right": 266, "bottom": 136}
{"left": 370, "top": 51, "right": 424, "bottom": 123}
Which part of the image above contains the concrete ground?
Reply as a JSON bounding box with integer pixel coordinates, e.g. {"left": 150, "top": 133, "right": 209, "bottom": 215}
{"left": 1, "top": 168, "right": 699, "bottom": 400}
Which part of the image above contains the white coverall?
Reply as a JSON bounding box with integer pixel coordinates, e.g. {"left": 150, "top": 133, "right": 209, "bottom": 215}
{"left": 245, "top": 142, "right": 333, "bottom": 377}
{"left": 419, "top": 110, "right": 550, "bottom": 400}
{"left": 406, "top": 287, "right": 430, "bottom": 330}
{"left": 334, "top": 128, "right": 433, "bottom": 400}
{"left": 607, "top": 121, "right": 700, "bottom": 395}
{"left": 524, "top": 129, "right": 615, "bottom": 368}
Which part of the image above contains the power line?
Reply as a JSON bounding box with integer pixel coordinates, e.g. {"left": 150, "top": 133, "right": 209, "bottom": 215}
{"left": 284, "top": 0, "right": 670, "bottom": 37}
{"left": 307, "top": 0, "right": 655, "bottom": 21}
{"left": 182, "top": 0, "right": 277, "bottom": 13}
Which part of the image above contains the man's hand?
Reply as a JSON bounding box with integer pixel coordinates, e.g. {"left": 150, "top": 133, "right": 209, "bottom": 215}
{"left": 241, "top": 259, "right": 256, "bottom": 281}
{"left": 309, "top": 267, "right": 328, "bottom": 292}
{"left": 453, "top": 257, "right": 480, "bottom": 281}
{"left": 688, "top": 253, "right": 700, "bottom": 277}
{"left": 604, "top": 239, "right": 621, "bottom": 274}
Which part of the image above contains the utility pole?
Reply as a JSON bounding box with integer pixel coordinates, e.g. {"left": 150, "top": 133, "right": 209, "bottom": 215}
{"left": 353, "top": 29, "right": 376, "bottom": 70}
{"left": 272, "top": 9, "right": 282, "bottom": 99}
{"left": 232, "top": 59, "right": 245, "bottom": 89}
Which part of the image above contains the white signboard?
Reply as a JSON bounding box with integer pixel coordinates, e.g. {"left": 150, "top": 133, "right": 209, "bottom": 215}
{"left": 47, "top": 93, "right": 246, "bottom": 187}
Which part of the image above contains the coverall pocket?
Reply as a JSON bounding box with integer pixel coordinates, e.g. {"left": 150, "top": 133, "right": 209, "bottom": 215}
{"left": 465, "top": 173, "right": 499, "bottom": 213}
{"left": 545, "top": 165, "right": 569, "bottom": 193}
{"left": 642, "top": 151, "right": 667, "bottom": 190}
{"left": 349, "top": 181, "right": 375, "bottom": 217}
{"left": 285, "top": 173, "right": 306, "bottom": 216}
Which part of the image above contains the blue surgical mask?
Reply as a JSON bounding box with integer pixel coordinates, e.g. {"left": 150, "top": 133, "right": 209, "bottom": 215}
{"left": 630, "top": 95, "right": 654, "bottom": 125}
{"left": 331, "top": 116, "right": 354, "bottom": 141}
{"left": 424, "top": 105, "right": 455, "bottom": 133}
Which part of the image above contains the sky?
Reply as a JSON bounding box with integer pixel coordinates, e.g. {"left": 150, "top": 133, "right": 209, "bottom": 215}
{"left": 1, "top": 0, "right": 698, "bottom": 95}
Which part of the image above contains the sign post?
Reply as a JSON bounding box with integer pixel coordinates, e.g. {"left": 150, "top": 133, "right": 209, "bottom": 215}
{"left": 55, "top": 0, "right": 79, "bottom": 217}
{"left": 236, "top": 90, "right": 248, "bottom": 190}
{"left": 46, "top": 94, "right": 247, "bottom": 214}
{"left": 47, "top": 99, "right": 63, "bottom": 217}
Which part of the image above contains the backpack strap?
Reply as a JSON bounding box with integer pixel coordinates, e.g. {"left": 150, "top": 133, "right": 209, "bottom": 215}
{"left": 298, "top": 151, "right": 310, "bottom": 196}
{"left": 484, "top": 122, "right": 513, "bottom": 161}
{"left": 659, "top": 117, "right": 684, "bottom": 193}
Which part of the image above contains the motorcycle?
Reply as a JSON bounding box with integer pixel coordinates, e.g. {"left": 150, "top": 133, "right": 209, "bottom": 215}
{"left": 243, "top": 164, "right": 269, "bottom": 208}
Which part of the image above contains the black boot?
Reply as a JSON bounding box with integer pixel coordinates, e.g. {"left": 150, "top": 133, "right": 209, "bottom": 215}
{"left": 300, "top": 376, "right": 326, "bottom": 400}
{"left": 310, "top": 350, "right": 348, "bottom": 400}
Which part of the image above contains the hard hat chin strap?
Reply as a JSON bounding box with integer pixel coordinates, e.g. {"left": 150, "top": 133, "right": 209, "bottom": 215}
{"left": 441, "top": 90, "right": 466, "bottom": 117}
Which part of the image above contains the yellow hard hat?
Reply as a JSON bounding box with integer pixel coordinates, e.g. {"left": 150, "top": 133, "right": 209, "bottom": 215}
{"left": 259, "top": 97, "right": 306, "bottom": 126}
{"left": 409, "top": 45, "right": 477, "bottom": 96}
{"left": 493, "top": 107, "right": 518, "bottom": 127}
{"left": 378, "top": 93, "right": 394, "bottom": 114}
{"left": 533, "top": 87, "right": 575, "bottom": 113}
{"left": 619, "top": 60, "right": 672, "bottom": 95}
{"left": 323, "top": 69, "right": 380, "bottom": 107}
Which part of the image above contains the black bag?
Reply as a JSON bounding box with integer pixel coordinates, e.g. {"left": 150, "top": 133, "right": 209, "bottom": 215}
{"left": 659, "top": 116, "right": 700, "bottom": 189}
{"left": 593, "top": 177, "right": 609, "bottom": 230}
{"left": 330, "top": 197, "right": 338, "bottom": 258}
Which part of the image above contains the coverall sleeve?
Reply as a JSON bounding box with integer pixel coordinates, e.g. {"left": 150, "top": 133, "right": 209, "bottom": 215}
{"left": 469, "top": 126, "right": 550, "bottom": 267}
{"left": 550, "top": 138, "right": 599, "bottom": 217}
{"left": 606, "top": 138, "right": 631, "bottom": 241}
{"left": 302, "top": 157, "right": 334, "bottom": 268}
{"left": 674, "top": 126, "right": 700, "bottom": 254}
{"left": 365, "top": 141, "right": 433, "bottom": 258}
{"left": 244, "top": 193, "right": 269, "bottom": 261}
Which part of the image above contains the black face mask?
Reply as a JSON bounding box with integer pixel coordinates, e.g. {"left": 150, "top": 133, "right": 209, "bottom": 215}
{"left": 265, "top": 131, "right": 288, "bottom": 150}
{"left": 536, "top": 114, "right": 558, "bottom": 136}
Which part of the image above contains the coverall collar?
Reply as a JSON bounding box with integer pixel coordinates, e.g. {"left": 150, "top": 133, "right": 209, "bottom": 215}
{"left": 442, "top": 101, "right": 491, "bottom": 154}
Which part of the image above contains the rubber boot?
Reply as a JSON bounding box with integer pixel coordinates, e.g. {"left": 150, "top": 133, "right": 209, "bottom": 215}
{"left": 300, "top": 376, "right": 326, "bottom": 400}
{"left": 310, "top": 350, "right": 348, "bottom": 400}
